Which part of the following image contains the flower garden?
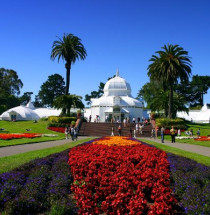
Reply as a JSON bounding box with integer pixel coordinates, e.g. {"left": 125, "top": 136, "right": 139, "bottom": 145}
{"left": 0, "top": 133, "right": 42, "bottom": 140}
{"left": 0, "top": 137, "right": 209, "bottom": 214}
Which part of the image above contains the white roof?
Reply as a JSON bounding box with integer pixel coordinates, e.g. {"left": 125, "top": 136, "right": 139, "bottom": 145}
{"left": 91, "top": 95, "right": 143, "bottom": 107}
{"left": 34, "top": 108, "right": 61, "bottom": 118}
{"left": 0, "top": 106, "right": 40, "bottom": 121}
{"left": 103, "top": 70, "right": 132, "bottom": 97}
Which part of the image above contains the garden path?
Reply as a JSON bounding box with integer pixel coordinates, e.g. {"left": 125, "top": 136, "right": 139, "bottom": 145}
{"left": 141, "top": 137, "right": 210, "bottom": 157}
{"left": 0, "top": 136, "right": 91, "bottom": 158}
{"left": 1, "top": 136, "right": 210, "bottom": 158}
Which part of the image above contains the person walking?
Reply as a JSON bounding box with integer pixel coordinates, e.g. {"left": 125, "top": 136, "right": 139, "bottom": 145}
{"left": 160, "top": 126, "right": 165, "bottom": 143}
{"left": 170, "top": 126, "right": 176, "bottom": 143}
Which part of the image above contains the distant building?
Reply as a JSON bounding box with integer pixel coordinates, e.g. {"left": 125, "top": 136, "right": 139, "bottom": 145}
{"left": 84, "top": 69, "right": 144, "bottom": 122}
{"left": 0, "top": 101, "right": 61, "bottom": 121}
{"left": 177, "top": 104, "right": 210, "bottom": 123}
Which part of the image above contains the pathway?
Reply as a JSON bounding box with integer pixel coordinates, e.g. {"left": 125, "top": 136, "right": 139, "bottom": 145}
{"left": 0, "top": 136, "right": 92, "bottom": 158}
{"left": 140, "top": 137, "right": 210, "bottom": 157}
{"left": 0, "top": 136, "right": 210, "bottom": 158}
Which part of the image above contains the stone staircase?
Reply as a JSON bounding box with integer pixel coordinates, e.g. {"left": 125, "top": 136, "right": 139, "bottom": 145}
{"left": 78, "top": 122, "right": 153, "bottom": 137}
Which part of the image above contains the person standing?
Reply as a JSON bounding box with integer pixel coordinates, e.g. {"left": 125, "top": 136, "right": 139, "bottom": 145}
{"left": 129, "top": 127, "right": 133, "bottom": 137}
{"left": 111, "top": 127, "right": 114, "bottom": 136}
{"left": 105, "top": 115, "right": 108, "bottom": 123}
{"left": 118, "top": 125, "right": 122, "bottom": 136}
{"left": 160, "top": 126, "right": 165, "bottom": 143}
{"left": 123, "top": 118, "right": 126, "bottom": 127}
{"left": 197, "top": 128, "right": 200, "bottom": 137}
{"left": 170, "top": 126, "right": 176, "bottom": 143}
{"left": 133, "top": 129, "right": 136, "bottom": 138}
{"left": 136, "top": 123, "right": 139, "bottom": 134}
{"left": 89, "top": 115, "right": 92, "bottom": 122}
{"left": 65, "top": 126, "right": 69, "bottom": 139}
{"left": 70, "top": 126, "right": 75, "bottom": 141}
{"left": 178, "top": 128, "right": 181, "bottom": 136}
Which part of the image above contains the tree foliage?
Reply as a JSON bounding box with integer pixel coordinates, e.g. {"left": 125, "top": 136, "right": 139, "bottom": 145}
{"left": 0, "top": 68, "right": 23, "bottom": 114}
{"left": 85, "top": 76, "right": 115, "bottom": 105}
{"left": 147, "top": 44, "right": 192, "bottom": 118}
{"left": 51, "top": 33, "right": 87, "bottom": 95}
{"left": 0, "top": 68, "right": 23, "bottom": 95}
{"left": 36, "top": 74, "right": 65, "bottom": 107}
{"left": 53, "top": 94, "right": 84, "bottom": 116}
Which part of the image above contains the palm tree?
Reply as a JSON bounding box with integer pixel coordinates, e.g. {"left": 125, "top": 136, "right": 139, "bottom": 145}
{"left": 148, "top": 44, "right": 192, "bottom": 118}
{"left": 53, "top": 94, "right": 84, "bottom": 116}
{"left": 51, "top": 33, "right": 87, "bottom": 95}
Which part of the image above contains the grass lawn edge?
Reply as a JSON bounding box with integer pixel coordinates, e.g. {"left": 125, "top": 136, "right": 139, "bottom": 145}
{"left": 0, "top": 137, "right": 94, "bottom": 174}
{"left": 139, "top": 138, "right": 210, "bottom": 166}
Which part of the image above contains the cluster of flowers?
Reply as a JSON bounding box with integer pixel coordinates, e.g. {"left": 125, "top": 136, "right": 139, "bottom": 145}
{"left": 48, "top": 127, "right": 65, "bottom": 133}
{"left": 0, "top": 133, "right": 41, "bottom": 140}
{"left": 176, "top": 136, "right": 194, "bottom": 140}
{"left": 0, "top": 150, "right": 77, "bottom": 214}
{"left": 167, "top": 152, "right": 210, "bottom": 214}
{"left": 92, "top": 136, "right": 141, "bottom": 146}
{"left": 69, "top": 136, "right": 177, "bottom": 214}
{"left": 194, "top": 136, "right": 210, "bottom": 141}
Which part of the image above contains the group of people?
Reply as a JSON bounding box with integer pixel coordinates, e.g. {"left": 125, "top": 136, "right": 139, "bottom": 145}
{"left": 65, "top": 126, "right": 78, "bottom": 141}
{"left": 159, "top": 126, "right": 201, "bottom": 143}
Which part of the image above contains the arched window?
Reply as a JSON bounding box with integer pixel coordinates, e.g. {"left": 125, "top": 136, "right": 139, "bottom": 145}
{"left": 113, "top": 105, "right": 120, "bottom": 112}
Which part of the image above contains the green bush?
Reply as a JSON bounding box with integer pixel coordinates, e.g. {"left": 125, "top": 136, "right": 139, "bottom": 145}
{"left": 48, "top": 116, "right": 77, "bottom": 124}
{"left": 156, "top": 118, "right": 187, "bottom": 129}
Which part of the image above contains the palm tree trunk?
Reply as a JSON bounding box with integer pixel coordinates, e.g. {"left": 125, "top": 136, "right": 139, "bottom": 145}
{"left": 168, "top": 85, "right": 173, "bottom": 118}
{"left": 65, "top": 63, "right": 71, "bottom": 95}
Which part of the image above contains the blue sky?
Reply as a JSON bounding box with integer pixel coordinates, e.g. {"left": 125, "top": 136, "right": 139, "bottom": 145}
{"left": 1, "top": 0, "right": 210, "bottom": 105}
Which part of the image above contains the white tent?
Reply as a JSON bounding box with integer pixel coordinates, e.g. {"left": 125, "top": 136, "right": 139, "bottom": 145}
{"left": 0, "top": 106, "right": 40, "bottom": 121}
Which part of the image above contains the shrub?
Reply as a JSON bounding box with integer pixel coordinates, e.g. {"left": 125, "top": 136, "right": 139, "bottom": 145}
{"left": 156, "top": 118, "right": 187, "bottom": 129}
{"left": 48, "top": 116, "right": 77, "bottom": 127}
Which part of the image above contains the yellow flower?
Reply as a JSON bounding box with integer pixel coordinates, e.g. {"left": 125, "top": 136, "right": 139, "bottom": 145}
{"left": 92, "top": 136, "right": 141, "bottom": 146}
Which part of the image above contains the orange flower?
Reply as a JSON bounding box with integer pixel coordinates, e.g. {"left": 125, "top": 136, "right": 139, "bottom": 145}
{"left": 92, "top": 136, "right": 141, "bottom": 146}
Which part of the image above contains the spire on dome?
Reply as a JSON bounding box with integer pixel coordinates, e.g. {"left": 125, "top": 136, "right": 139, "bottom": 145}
{"left": 116, "top": 68, "right": 119, "bottom": 77}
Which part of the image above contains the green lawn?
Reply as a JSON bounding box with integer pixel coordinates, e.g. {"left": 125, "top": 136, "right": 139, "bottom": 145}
{"left": 0, "top": 137, "right": 94, "bottom": 174}
{"left": 0, "top": 120, "right": 65, "bottom": 147}
{"left": 161, "top": 122, "right": 210, "bottom": 147}
{"left": 140, "top": 138, "right": 210, "bottom": 166}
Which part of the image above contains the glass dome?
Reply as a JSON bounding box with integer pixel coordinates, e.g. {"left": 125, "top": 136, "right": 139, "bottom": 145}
{"left": 103, "top": 71, "right": 131, "bottom": 96}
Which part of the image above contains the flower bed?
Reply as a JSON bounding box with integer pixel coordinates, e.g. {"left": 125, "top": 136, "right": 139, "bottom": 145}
{"left": 0, "top": 150, "right": 77, "bottom": 214}
{"left": 194, "top": 136, "right": 210, "bottom": 141}
{"left": 69, "top": 136, "right": 177, "bottom": 214}
{"left": 48, "top": 126, "right": 65, "bottom": 133}
{"left": 0, "top": 138, "right": 209, "bottom": 214}
{"left": 0, "top": 133, "right": 42, "bottom": 140}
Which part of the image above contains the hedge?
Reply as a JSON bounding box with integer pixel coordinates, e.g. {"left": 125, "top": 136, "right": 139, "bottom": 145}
{"left": 48, "top": 116, "right": 77, "bottom": 124}
{"left": 156, "top": 118, "right": 187, "bottom": 129}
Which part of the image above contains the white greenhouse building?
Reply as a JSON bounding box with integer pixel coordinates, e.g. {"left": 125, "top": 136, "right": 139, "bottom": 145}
{"left": 84, "top": 70, "right": 144, "bottom": 122}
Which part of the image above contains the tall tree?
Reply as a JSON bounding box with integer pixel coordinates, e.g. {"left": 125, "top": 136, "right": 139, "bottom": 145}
{"left": 0, "top": 68, "right": 23, "bottom": 114}
{"left": 0, "top": 68, "right": 23, "bottom": 95}
{"left": 36, "top": 74, "right": 65, "bottom": 107}
{"left": 51, "top": 33, "right": 87, "bottom": 95}
{"left": 148, "top": 44, "right": 192, "bottom": 118}
{"left": 53, "top": 94, "right": 84, "bottom": 116}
